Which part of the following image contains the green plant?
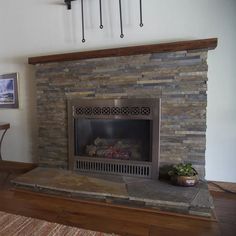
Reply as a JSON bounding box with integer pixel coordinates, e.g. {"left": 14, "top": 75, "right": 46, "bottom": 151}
{"left": 168, "top": 163, "right": 198, "bottom": 177}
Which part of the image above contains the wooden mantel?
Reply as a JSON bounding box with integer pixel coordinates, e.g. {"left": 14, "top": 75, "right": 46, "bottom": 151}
{"left": 28, "top": 38, "right": 217, "bottom": 65}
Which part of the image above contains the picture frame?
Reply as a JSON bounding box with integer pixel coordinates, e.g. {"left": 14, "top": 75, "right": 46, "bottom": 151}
{"left": 0, "top": 73, "right": 19, "bottom": 109}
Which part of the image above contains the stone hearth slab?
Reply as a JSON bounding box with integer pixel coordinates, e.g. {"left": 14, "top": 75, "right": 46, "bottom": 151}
{"left": 12, "top": 167, "right": 128, "bottom": 197}
{"left": 11, "top": 167, "right": 214, "bottom": 218}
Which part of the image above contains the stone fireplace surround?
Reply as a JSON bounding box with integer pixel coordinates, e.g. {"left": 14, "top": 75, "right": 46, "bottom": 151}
{"left": 31, "top": 38, "right": 217, "bottom": 180}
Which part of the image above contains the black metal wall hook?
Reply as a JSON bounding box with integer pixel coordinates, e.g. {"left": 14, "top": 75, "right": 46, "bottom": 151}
{"left": 64, "top": 0, "right": 76, "bottom": 10}
{"left": 119, "top": 0, "right": 124, "bottom": 38}
{"left": 139, "top": 0, "right": 143, "bottom": 27}
{"left": 81, "top": 0, "right": 85, "bottom": 42}
{"left": 99, "top": 0, "right": 103, "bottom": 29}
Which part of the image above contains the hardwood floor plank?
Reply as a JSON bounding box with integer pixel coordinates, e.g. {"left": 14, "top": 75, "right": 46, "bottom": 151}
{"left": 149, "top": 225, "right": 221, "bottom": 236}
{"left": 57, "top": 211, "right": 150, "bottom": 236}
{"left": 211, "top": 191, "right": 236, "bottom": 235}
{"left": 5, "top": 189, "right": 219, "bottom": 235}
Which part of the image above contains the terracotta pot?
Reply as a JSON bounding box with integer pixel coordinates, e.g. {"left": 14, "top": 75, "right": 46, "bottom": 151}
{"left": 171, "top": 175, "right": 198, "bottom": 186}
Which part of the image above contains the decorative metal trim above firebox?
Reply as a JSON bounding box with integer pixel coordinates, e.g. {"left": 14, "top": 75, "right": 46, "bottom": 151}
{"left": 68, "top": 98, "right": 161, "bottom": 179}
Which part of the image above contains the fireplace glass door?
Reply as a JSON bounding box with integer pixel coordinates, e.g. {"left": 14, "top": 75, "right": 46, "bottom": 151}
{"left": 75, "top": 119, "right": 151, "bottom": 162}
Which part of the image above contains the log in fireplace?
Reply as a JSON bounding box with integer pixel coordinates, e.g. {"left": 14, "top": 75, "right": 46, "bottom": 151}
{"left": 68, "top": 98, "right": 161, "bottom": 179}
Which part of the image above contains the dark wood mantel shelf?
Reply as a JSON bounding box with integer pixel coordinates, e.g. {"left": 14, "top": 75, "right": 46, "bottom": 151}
{"left": 28, "top": 38, "right": 217, "bottom": 65}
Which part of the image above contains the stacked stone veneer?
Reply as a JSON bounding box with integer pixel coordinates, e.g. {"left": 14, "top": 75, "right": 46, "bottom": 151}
{"left": 35, "top": 49, "right": 208, "bottom": 178}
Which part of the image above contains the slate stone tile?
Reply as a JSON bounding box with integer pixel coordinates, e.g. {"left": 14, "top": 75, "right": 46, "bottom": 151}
{"left": 126, "top": 179, "right": 199, "bottom": 204}
{"left": 189, "top": 207, "right": 212, "bottom": 218}
{"left": 191, "top": 187, "right": 214, "bottom": 209}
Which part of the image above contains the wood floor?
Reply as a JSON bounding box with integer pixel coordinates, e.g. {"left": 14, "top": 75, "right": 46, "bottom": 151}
{"left": 0, "top": 161, "right": 236, "bottom": 236}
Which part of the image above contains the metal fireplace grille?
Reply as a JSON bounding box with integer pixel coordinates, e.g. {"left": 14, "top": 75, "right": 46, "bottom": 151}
{"left": 68, "top": 98, "right": 160, "bottom": 179}
{"left": 77, "top": 157, "right": 152, "bottom": 178}
{"left": 74, "top": 106, "right": 151, "bottom": 116}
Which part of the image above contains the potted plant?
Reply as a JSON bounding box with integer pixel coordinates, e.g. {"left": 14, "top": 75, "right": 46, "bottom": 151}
{"left": 168, "top": 163, "right": 198, "bottom": 186}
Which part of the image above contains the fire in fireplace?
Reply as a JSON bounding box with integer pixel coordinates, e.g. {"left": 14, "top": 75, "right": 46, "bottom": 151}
{"left": 68, "top": 98, "right": 160, "bottom": 179}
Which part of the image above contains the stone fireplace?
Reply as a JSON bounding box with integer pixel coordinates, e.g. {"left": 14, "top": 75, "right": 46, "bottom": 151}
{"left": 11, "top": 39, "right": 217, "bottom": 218}
{"left": 68, "top": 98, "right": 160, "bottom": 178}
{"left": 31, "top": 38, "right": 217, "bottom": 180}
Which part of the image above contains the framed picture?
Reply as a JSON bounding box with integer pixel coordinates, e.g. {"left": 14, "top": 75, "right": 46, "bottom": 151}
{"left": 0, "top": 73, "right": 19, "bottom": 108}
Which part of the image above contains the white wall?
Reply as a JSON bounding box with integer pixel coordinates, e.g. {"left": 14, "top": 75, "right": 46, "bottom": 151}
{"left": 0, "top": 0, "right": 235, "bottom": 182}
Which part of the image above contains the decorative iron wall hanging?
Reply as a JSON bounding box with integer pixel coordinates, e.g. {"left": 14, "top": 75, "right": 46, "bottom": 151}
{"left": 64, "top": 0, "right": 143, "bottom": 43}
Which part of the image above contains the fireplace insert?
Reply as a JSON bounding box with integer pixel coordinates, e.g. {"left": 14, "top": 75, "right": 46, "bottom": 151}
{"left": 68, "top": 98, "right": 160, "bottom": 179}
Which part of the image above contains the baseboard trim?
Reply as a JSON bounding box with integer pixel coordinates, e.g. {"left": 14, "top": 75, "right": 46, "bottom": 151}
{"left": 208, "top": 181, "right": 236, "bottom": 193}
{"left": 0, "top": 160, "right": 37, "bottom": 172}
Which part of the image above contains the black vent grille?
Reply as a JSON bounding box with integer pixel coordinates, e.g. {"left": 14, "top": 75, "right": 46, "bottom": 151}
{"left": 74, "top": 106, "right": 151, "bottom": 117}
{"left": 76, "top": 158, "right": 151, "bottom": 178}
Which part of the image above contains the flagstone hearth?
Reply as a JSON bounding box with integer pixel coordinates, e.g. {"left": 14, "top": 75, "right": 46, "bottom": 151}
{"left": 12, "top": 167, "right": 214, "bottom": 218}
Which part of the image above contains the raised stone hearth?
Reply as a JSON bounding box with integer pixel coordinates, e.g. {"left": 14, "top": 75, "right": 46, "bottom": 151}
{"left": 12, "top": 167, "right": 214, "bottom": 218}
